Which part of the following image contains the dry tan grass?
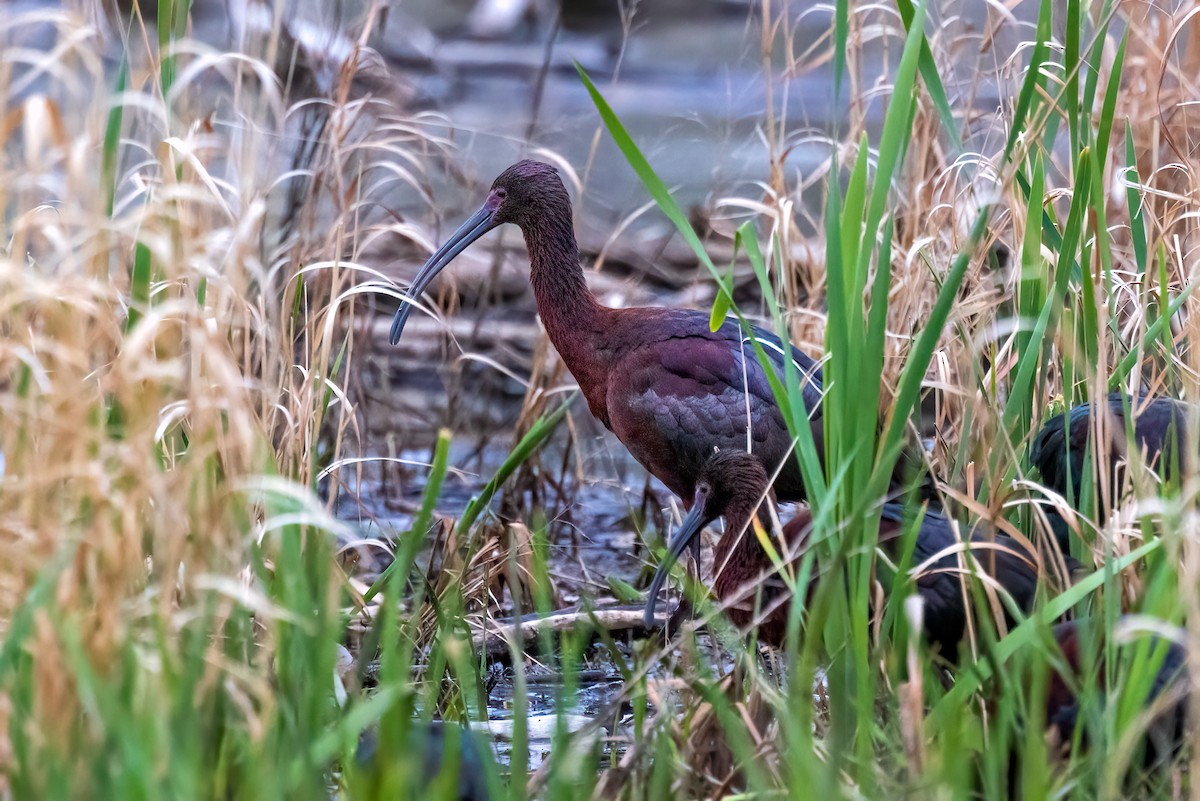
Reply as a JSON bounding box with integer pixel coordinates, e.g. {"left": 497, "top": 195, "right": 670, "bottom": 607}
{"left": 0, "top": 1, "right": 448, "bottom": 762}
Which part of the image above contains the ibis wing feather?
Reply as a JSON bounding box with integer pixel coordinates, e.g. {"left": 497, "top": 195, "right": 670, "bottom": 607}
{"left": 603, "top": 310, "right": 822, "bottom": 501}
{"left": 1030, "top": 393, "right": 1192, "bottom": 504}
{"left": 878, "top": 504, "right": 1045, "bottom": 660}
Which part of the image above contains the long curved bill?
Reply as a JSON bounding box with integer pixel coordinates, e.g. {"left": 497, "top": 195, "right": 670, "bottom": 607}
{"left": 643, "top": 503, "right": 709, "bottom": 629}
{"left": 389, "top": 205, "right": 499, "bottom": 345}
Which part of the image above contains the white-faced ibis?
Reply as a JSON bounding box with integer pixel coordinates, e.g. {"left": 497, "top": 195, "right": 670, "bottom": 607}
{"left": 390, "top": 160, "right": 826, "bottom": 509}
{"left": 1040, "top": 618, "right": 1188, "bottom": 771}
{"left": 1030, "top": 393, "right": 1191, "bottom": 549}
{"left": 644, "top": 451, "right": 1069, "bottom": 661}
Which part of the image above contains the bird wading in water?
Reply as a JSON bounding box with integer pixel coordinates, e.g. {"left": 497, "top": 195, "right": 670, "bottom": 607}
{"left": 391, "top": 161, "right": 931, "bottom": 607}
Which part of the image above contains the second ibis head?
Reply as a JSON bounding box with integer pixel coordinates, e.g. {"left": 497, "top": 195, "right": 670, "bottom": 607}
{"left": 643, "top": 450, "right": 771, "bottom": 630}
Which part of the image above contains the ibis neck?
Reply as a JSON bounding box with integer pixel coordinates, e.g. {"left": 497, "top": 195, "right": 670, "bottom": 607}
{"left": 713, "top": 505, "right": 770, "bottom": 593}
{"left": 521, "top": 210, "right": 604, "bottom": 369}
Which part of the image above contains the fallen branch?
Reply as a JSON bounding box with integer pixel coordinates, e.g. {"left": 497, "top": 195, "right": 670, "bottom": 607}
{"left": 470, "top": 604, "right": 665, "bottom": 660}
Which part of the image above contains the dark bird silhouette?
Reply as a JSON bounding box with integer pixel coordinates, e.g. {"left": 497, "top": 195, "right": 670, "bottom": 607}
{"left": 1030, "top": 393, "right": 1192, "bottom": 550}
{"left": 1040, "top": 618, "right": 1188, "bottom": 772}
{"left": 644, "top": 451, "right": 1068, "bottom": 660}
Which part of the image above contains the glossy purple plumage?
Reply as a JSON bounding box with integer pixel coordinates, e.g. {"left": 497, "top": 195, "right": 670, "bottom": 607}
{"left": 1030, "top": 393, "right": 1193, "bottom": 551}
{"left": 1031, "top": 393, "right": 1191, "bottom": 504}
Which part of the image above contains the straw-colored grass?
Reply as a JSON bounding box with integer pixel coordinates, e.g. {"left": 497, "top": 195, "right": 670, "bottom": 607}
{"left": 0, "top": 2, "right": 457, "bottom": 796}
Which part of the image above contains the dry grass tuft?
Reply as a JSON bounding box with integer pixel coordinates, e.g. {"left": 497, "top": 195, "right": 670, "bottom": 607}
{"left": 0, "top": 1, "right": 445, "bottom": 786}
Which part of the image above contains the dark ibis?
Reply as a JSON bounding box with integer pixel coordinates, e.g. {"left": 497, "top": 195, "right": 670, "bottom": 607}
{"left": 1030, "top": 393, "right": 1192, "bottom": 549}
{"left": 644, "top": 451, "right": 1071, "bottom": 661}
{"left": 391, "top": 161, "right": 936, "bottom": 587}
{"left": 390, "top": 160, "right": 826, "bottom": 506}
{"left": 1039, "top": 618, "right": 1188, "bottom": 771}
